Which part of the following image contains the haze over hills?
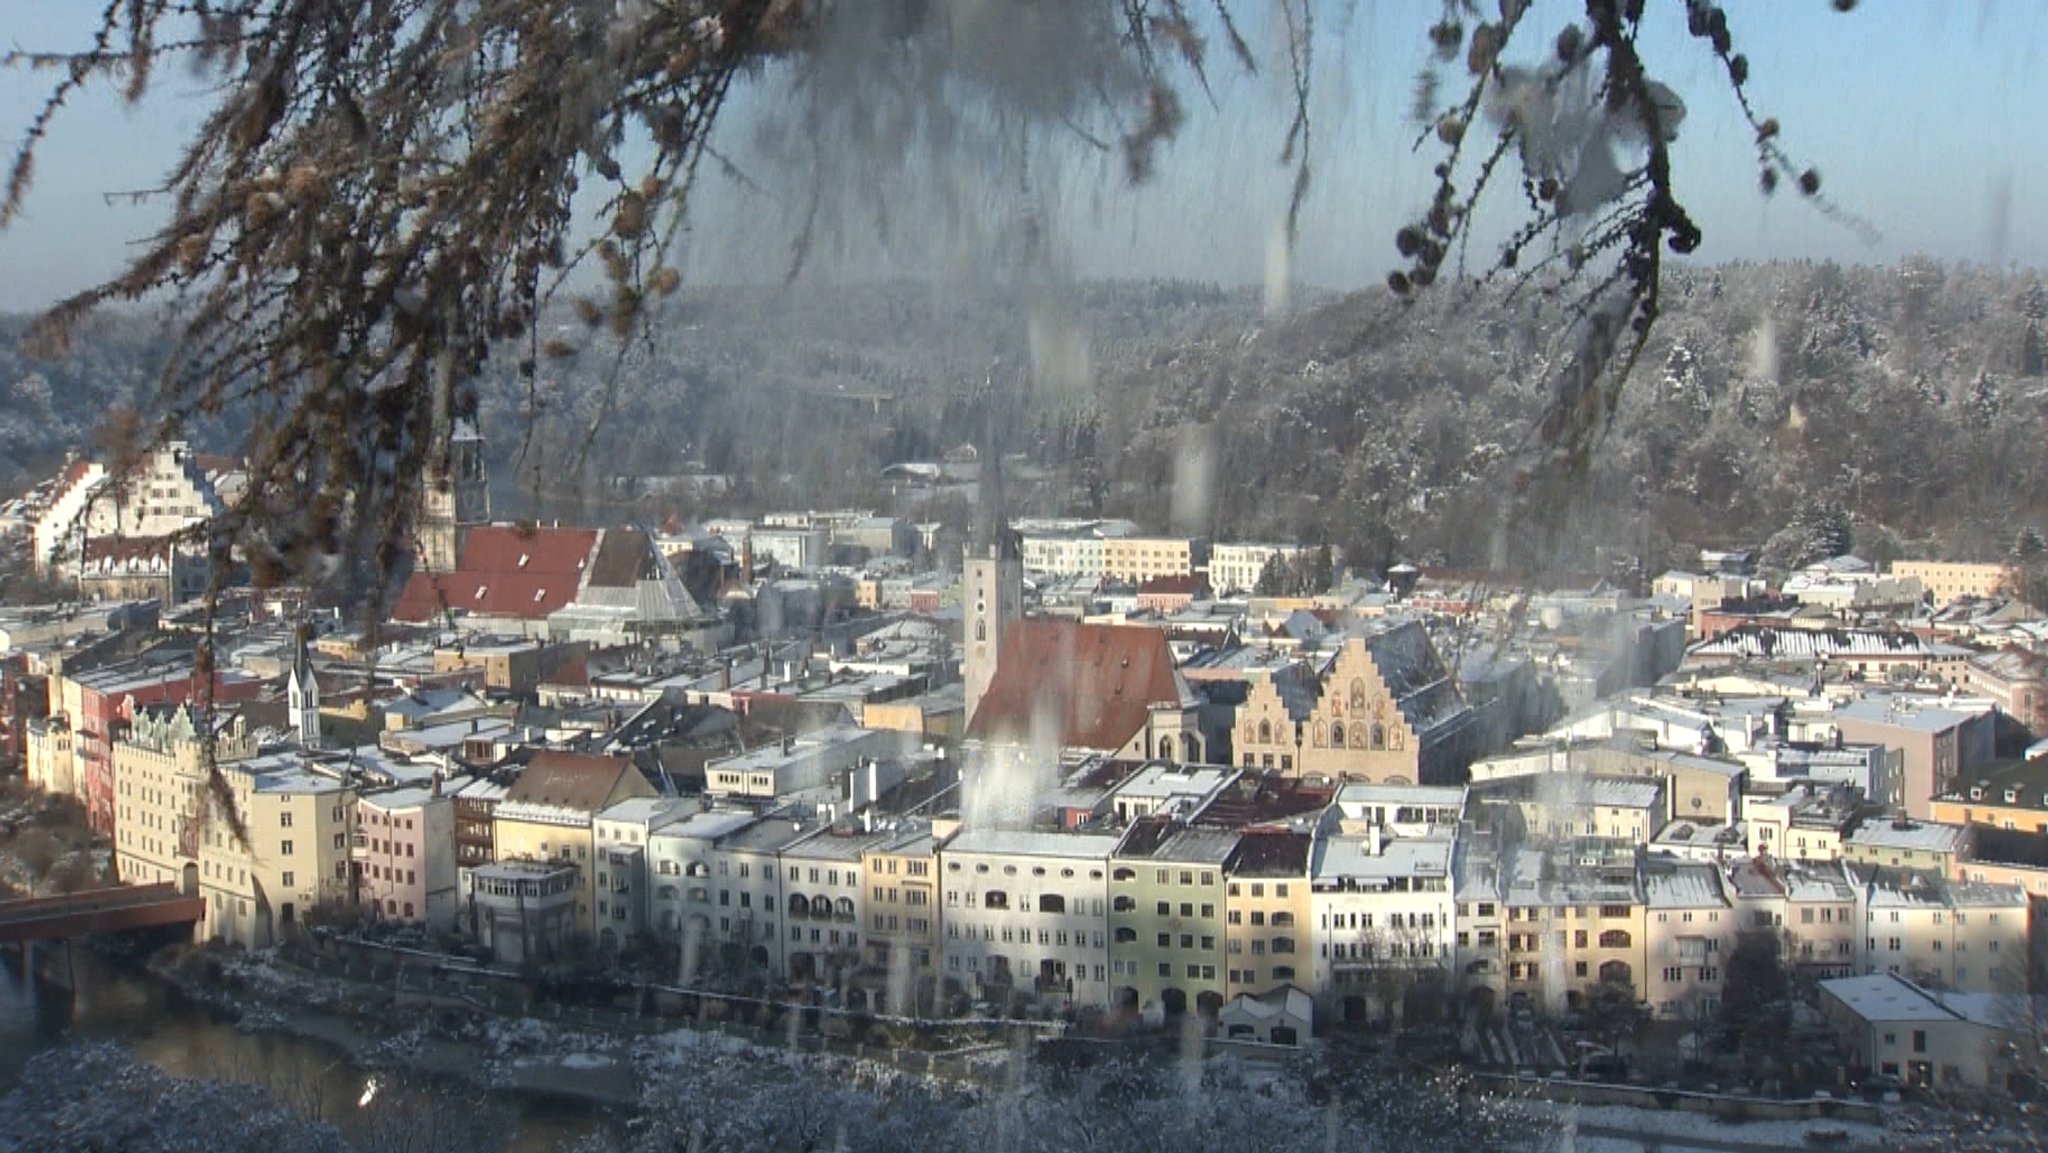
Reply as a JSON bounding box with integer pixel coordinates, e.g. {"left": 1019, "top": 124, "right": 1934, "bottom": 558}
{"left": 3, "top": 260, "right": 2044, "bottom": 580}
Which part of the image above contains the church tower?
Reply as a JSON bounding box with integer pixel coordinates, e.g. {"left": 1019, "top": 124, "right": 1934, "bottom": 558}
{"left": 961, "top": 396, "right": 1022, "bottom": 730}
{"left": 287, "top": 626, "right": 321, "bottom": 750}
{"left": 418, "top": 418, "right": 491, "bottom": 572}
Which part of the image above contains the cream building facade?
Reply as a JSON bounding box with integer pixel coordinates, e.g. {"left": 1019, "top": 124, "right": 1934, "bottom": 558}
{"left": 1107, "top": 819, "right": 1237, "bottom": 1017}
{"left": 1222, "top": 831, "right": 1313, "bottom": 999}
{"left": 860, "top": 826, "right": 943, "bottom": 1015}
{"left": 195, "top": 751, "right": 356, "bottom": 948}
{"left": 112, "top": 708, "right": 257, "bottom": 891}
{"left": 1643, "top": 860, "right": 1737, "bottom": 1021}
{"left": 1888, "top": 561, "right": 2015, "bottom": 607}
{"left": 1101, "top": 535, "right": 1208, "bottom": 585}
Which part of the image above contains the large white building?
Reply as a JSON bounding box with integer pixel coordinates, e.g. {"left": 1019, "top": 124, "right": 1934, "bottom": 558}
{"left": 1209, "top": 543, "right": 1316, "bottom": 596}
{"left": 1308, "top": 785, "right": 1462, "bottom": 1023}
{"left": 939, "top": 828, "right": 1117, "bottom": 1010}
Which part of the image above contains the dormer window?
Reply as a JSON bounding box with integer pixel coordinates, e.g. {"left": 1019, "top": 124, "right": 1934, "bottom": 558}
{"left": 518, "top": 553, "right": 530, "bottom": 568}
{"left": 1971, "top": 787, "right": 1984, "bottom": 801}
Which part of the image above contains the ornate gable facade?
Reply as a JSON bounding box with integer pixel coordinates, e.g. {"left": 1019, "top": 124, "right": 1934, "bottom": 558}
{"left": 1232, "top": 628, "right": 1470, "bottom": 785}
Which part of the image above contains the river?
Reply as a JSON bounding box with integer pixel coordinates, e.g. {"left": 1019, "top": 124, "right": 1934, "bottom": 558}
{"left": 0, "top": 941, "right": 616, "bottom": 1151}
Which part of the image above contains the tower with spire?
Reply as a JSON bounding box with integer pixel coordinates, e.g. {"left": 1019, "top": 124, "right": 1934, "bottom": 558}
{"left": 962, "top": 373, "right": 1023, "bottom": 730}
{"left": 286, "top": 623, "right": 321, "bottom": 750}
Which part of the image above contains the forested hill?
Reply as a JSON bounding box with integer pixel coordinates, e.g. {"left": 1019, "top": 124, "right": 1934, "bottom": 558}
{"left": 3, "top": 263, "right": 2043, "bottom": 579}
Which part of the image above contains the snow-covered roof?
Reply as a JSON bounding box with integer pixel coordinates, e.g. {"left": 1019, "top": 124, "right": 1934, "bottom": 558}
{"left": 1845, "top": 818, "right": 1965, "bottom": 854}
{"left": 1821, "top": 972, "right": 2018, "bottom": 1029}
{"left": 1311, "top": 835, "right": 1452, "bottom": 884}
{"left": 943, "top": 828, "right": 1122, "bottom": 861}
{"left": 1219, "top": 985, "right": 1313, "bottom": 1024}
{"left": 1644, "top": 862, "right": 1729, "bottom": 909}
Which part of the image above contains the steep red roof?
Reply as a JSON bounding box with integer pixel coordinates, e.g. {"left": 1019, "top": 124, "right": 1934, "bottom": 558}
{"left": 966, "top": 619, "right": 1184, "bottom": 753}
{"left": 391, "top": 524, "right": 600, "bottom": 622}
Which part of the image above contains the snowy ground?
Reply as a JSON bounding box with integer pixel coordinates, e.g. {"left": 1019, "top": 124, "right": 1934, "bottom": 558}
{"left": 1533, "top": 1102, "right": 1888, "bottom": 1153}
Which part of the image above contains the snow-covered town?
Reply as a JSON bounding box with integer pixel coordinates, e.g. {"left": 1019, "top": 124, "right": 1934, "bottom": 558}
{"left": 5, "top": 3, "right": 2048, "bottom": 1151}
{"left": 1, "top": 424, "right": 2046, "bottom": 1151}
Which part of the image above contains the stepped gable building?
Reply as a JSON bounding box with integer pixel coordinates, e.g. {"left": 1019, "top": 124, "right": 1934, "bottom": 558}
{"left": 1233, "top": 621, "right": 1476, "bottom": 785}
{"left": 965, "top": 619, "right": 1205, "bottom": 762}
{"left": 28, "top": 444, "right": 234, "bottom": 602}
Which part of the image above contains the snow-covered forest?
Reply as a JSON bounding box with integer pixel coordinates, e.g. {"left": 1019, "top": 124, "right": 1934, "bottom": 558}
{"left": 3, "top": 260, "right": 2043, "bottom": 578}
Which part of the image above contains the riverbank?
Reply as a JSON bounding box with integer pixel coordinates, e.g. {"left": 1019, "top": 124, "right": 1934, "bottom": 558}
{"left": 149, "top": 945, "right": 647, "bottom": 1109}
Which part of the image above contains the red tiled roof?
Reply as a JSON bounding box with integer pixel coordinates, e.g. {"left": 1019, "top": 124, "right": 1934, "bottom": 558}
{"left": 966, "top": 619, "right": 1182, "bottom": 752}
{"left": 391, "top": 524, "right": 600, "bottom": 622}
{"left": 1137, "top": 575, "right": 1207, "bottom": 597}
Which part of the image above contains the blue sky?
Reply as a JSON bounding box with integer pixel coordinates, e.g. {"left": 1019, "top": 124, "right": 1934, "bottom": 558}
{"left": 0, "top": 1, "right": 2043, "bottom": 312}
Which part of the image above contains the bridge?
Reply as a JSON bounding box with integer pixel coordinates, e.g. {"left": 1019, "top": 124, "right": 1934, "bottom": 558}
{"left": 0, "top": 882, "right": 204, "bottom": 945}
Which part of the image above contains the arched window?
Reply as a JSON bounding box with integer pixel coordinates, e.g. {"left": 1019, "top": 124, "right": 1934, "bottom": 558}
{"left": 975, "top": 620, "right": 986, "bottom": 641}
{"left": 1159, "top": 738, "right": 1174, "bottom": 760}
{"left": 1257, "top": 719, "right": 1272, "bottom": 745}
{"left": 1349, "top": 679, "right": 1367, "bottom": 711}
{"left": 1114, "top": 927, "right": 1138, "bottom": 943}
{"left": 1112, "top": 895, "right": 1137, "bottom": 912}
{"left": 1370, "top": 722, "right": 1386, "bottom": 750}
{"left": 1330, "top": 722, "right": 1344, "bottom": 747}
{"left": 1040, "top": 894, "right": 1067, "bottom": 914}
{"left": 834, "top": 897, "right": 855, "bottom": 919}
{"left": 788, "top": 894, "right": 810, "bottom": 918}
{"left": 1182, "top": 733, "right": 1200, "bottom": 762}
{"left": 1598, "top": 929, "right": 1632, "bottom": 949}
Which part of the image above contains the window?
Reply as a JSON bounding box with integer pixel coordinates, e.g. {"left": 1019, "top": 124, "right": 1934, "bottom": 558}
{"left": 280, "top": 840, "right": 294, "bottom": 856}
{"left": 281, "top": 872, "right": 295, "bottom": 888}
{"left": 279, "top": 811, "right": 294, "bottom": 828}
